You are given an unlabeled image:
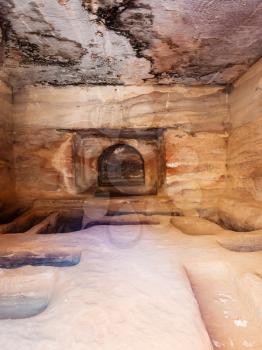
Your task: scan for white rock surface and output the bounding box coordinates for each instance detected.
[0,223,261,349]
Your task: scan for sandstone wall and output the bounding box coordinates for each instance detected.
[228,59,262,201]
[165,129,227,210]
[13,85,228,209]
[0,79,15,208]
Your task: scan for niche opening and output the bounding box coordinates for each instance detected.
[98,144,145,187]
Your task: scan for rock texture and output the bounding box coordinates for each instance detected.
[14,85,227,131]
[0,4,262,348]
[228,59,262,201]
[218,198,262,232]
[165,129,227,209]
[0,79,15,208]
[12,84,227,209]
[1,0,262,87]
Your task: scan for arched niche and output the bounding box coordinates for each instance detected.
[98,144,145,187]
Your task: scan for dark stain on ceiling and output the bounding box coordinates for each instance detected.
[0,0,262,88]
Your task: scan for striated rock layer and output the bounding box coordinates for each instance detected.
[228,59,262,202]
[12,84,228,210]
[1,0,262,87]
[0,79,15,208]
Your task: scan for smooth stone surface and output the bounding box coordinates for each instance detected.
[0,269,56,319]
[0,223,261,349]
[218,198,262,232]
[171,216,225,236]
[218,232,262,252]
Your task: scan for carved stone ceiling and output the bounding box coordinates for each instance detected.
[0,0,262,88]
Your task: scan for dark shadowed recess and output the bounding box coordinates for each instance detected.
[98,144,145,187]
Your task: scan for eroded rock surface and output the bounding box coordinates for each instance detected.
[1,0,262,87]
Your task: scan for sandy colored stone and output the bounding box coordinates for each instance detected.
[11,84,228,209]
[228,59,262,201]
[171,216,226,236]
[165,129,227,208]
[217,231,262,252]
[13,85,227,131]
[0,80,15,208]
[218,198,262,232]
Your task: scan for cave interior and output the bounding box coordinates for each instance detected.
[0,1,262,349]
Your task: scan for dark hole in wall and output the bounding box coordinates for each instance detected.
[40,212,150,234]
[98,144,145,187]
[52,215,83,233]
[38,211,166,234]
[0,214,47,234]
[0,208,24,224]
[31,212,83,235]
[15,216,46,233]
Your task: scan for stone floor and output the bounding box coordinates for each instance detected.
[0,217,261,350]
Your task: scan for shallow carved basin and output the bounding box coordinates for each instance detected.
[0,269,56,319]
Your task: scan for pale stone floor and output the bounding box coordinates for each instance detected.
[0,219,261,350]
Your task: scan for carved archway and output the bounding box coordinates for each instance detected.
[98,144,145,187]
